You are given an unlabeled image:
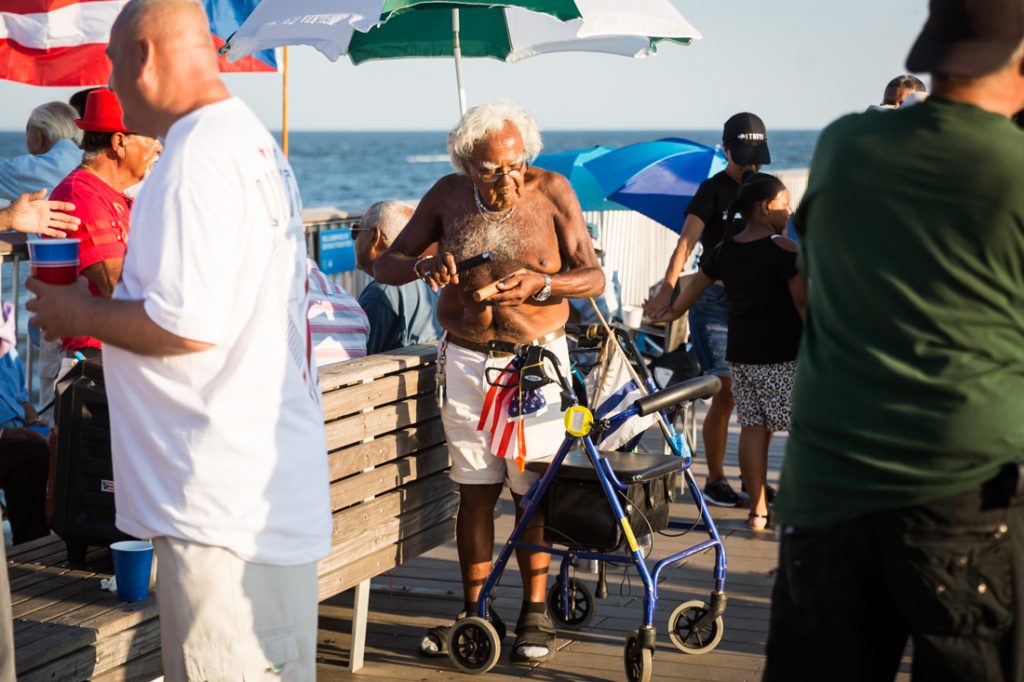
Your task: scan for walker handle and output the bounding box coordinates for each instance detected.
[633,375,721,416]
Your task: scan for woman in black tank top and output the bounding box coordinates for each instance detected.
[660,173,806,531]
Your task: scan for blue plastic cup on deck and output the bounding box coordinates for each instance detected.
[110,540,154,602]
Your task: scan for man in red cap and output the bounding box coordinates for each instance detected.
[766,0,1024,680]
[49,88,162,360]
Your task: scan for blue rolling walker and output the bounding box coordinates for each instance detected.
[446,325,728,681]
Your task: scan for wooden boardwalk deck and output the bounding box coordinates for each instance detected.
[315,411,786,681]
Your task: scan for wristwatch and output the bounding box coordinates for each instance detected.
[533,274,552,301]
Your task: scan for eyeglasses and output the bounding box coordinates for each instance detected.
[474,160,527,184]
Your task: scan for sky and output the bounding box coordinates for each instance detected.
[0,0,930,132]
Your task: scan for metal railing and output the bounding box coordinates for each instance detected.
[2,167,811,404]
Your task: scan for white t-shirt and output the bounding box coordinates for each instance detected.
[104,97,331,565]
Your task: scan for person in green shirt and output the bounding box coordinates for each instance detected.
[765,1,1024,680]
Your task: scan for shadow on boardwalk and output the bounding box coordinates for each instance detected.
[315,413,911,681]
[317,408,785,681]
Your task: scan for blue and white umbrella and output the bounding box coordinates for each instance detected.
[532,145,624,212]
[585,138,727,232]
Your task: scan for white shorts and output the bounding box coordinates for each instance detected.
[440,335,570,495]
[154,536,319,681]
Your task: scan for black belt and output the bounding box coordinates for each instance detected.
[445,329,565,356]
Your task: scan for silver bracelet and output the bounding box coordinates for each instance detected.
[413,257,430,280]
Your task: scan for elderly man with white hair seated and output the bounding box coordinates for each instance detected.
[354,199,441,354]
[0,101,83,201]
[375,99,604,666]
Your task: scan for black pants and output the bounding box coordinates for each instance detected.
[765,464,1024,682]
[0,436,49,545]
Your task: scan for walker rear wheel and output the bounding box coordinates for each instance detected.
[447,616,500,675]
[623,632,653,682]
[547,577,595,630]
[668,600,724,655]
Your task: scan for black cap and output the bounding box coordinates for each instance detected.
[722,112,771,166]
[906,0,1024,77]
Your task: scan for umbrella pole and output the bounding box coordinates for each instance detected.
[282,46,289,157]
[452,9,467,117]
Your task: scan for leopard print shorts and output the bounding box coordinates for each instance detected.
[729,361,796,433]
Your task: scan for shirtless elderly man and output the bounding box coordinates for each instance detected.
[375,100,604,665]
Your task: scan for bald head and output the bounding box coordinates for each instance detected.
[107,0,229,137]
[115,0,214,54]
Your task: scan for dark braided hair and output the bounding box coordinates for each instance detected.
[711,171,788,267]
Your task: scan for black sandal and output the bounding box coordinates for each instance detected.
[747,512,771,532]
[417,607,506,658]
[509,610,557,665]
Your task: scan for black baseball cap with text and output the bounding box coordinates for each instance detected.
[722,112,771,166]
[906,0,1024,77]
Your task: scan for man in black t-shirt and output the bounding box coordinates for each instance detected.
[644,113,771,507]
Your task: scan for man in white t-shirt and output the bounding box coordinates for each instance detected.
[25,0,331,678]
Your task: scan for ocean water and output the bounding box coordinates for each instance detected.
[0,129,818,383]
[0,129,818,213]
[281,129,819,212]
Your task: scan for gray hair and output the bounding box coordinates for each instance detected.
[447,99,543,175]
[27,101,82,148]
[361,200,414,245]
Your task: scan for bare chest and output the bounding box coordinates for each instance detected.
[440,198,562,290]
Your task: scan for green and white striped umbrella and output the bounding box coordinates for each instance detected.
[225,0,699,114]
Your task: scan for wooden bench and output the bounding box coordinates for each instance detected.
[9,344,456,680]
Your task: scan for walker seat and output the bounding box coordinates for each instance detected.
[529,451,679,552]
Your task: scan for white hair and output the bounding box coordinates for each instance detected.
[447,99,543,175]
[361,200,414,244]
[27,102,82,148]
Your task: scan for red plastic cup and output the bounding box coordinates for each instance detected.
[31,262,78,285]
[28,238,79,286]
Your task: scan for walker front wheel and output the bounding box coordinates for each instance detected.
[623,632,653,682]
[447,616,501,675]
[547,577,595,630]
[668,600,724,655]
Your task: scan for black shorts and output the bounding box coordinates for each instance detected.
[765,464,1024,682]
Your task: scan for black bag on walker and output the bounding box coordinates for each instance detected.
[535,450,678,552]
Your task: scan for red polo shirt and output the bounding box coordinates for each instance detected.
[49,169,132,351]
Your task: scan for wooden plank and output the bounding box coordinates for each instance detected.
[5,534,61,560]
[330,473,457,542]
[8,564,83,595]
[13,576,124,624]
[15,620,97,674]
[324,395,440,452]
[19,619,161,682]
[319,345,436,393]
[322,367,434,422]
[13,620,95,673]
[319,494,458,578]
[328,446,450,512]
[11,570,105,615]
[317,520,456,600]
[14,592,149,666]
[327,419,445,482]
[90,648,163,682]
[74,600,157,639]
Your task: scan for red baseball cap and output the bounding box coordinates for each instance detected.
[75,88,132,134]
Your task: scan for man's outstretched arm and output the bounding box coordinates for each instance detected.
[26,278,212,356]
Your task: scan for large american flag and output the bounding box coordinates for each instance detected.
[0,0,275,86]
